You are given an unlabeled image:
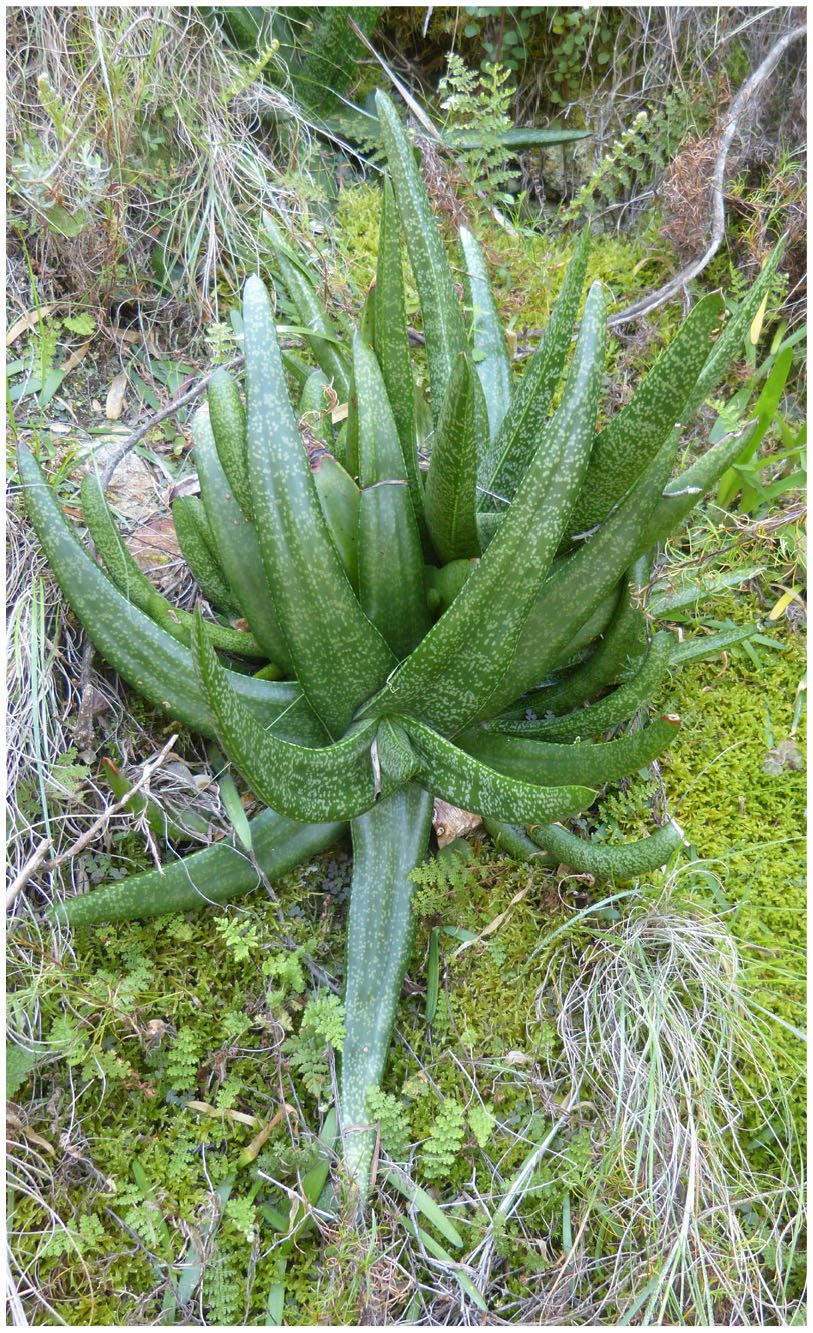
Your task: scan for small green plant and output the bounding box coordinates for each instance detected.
[547,6,616,103]
[710,313,806,515]
[284,991,346,1101]
[21,90,784,1221]
[461,7,535,74]
[439,54,520,206]
[421,1097,467,1182]
[366,1087,412,1160]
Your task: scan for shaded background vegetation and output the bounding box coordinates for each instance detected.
[6,5,806,1326]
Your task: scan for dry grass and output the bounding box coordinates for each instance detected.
[6,6,315,335]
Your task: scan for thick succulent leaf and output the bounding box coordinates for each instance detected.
[490,435,677,711]
[637,419,760,554]
[312,452,361,591]
[80,473,267,660]
[452,126,591,149]
[243,275,397,738]
[375,90,468,423]
[670,623,757,664]
[342,785,434,1196]
[172,494,241,617]
[262,211,351,401]
[208,368,253,519]
[355,333,429,658]
[459,713,680,787]
[459,225,512,442]
[477,227,590,509]
[534,555,651,714]
[424,351,483,563]
[529,818,685,877]
[357,284,604,736]
[680,242,785,421]
[401,717,595,823]
[493,631,676,742]
[192,616,379,821]
[482,818,555,864]
[374,178,426,541]
[567,293,724,538]
[375,717,419,786]
[299,368,334,446]
[17,443,321,742]
[49,808,344,926]
[193,406,294,673]
[424,557,475,619]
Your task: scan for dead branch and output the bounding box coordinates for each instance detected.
[608,23,806,326]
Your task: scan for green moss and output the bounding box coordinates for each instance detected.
[655,591,806,1126]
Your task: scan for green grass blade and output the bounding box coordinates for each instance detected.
[380,1166,463,1248]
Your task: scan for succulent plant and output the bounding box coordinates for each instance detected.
[19,90,776,1205]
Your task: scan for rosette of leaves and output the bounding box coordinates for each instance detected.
[19,90,777,1206]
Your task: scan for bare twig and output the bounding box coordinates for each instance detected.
[6,734,179,910]
[608,23,806,326]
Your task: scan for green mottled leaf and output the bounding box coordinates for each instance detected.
[478,227,590,509]
[355,333,429,658]
[459,713,681,786]
[424,351,483,563]
[460,225,512,442]
[243,275,396,738]
[374,179,426,540]
[192,615,379,821]
[567,292,724,537]
[376,90,467,423]
[402,716,595,823]
[359,284,604,735]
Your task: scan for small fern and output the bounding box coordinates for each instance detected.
[202,1247,244,1326]
[409,840,478,918]
[164,1026,200,1091]
[214,915,261,962]
[366,1087,411,1160]
[262,949,307,1000]
[421,1096,466,1181]
[223,1196,258,1244]
[439,53,520,206]
[467,1101,496,1149]
[283,990,345,1101]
